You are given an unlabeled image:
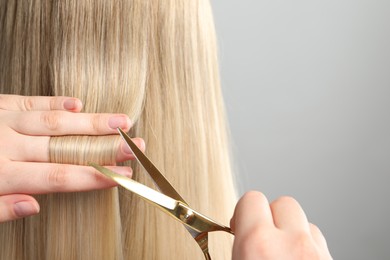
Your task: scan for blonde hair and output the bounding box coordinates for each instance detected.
[0,0,236,259]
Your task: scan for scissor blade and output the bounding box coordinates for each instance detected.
[116,129,234,260]
[117,128,187,203]
[89,163,177,210]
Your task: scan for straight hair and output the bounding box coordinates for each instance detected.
[0,0,237,259]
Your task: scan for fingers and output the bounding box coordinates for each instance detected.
[6,111,132,136]
[0,95,142,222]
[270,196,310,232]
[3,134,51,162]
[231,192,332,260]
[7,133,144,163]
[231,191,274,236]
[0,194,40,223]
[116,137,145,162]
[232,193,311,234]
[0,94,82,112]
[0,161,132,194]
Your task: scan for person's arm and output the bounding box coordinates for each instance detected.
[231,191,332,260]
[0,94,144,222]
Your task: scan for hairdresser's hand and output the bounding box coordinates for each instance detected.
[231,191,332,260]
[0,94,144,222]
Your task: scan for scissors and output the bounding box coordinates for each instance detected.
[89,128,233,260]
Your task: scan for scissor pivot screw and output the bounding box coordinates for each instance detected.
[179,209,195,224]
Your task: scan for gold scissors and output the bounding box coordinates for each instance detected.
[89,128,233,260]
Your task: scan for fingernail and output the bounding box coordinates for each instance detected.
[109,115,131,129]
[64,99,77,110]
[14,201,39,218]
[115,167,133,178]
[122,142,133,155]
[122,138,144,154]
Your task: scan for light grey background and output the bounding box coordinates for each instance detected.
[211,0,390,259]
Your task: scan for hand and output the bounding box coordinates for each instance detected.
[231,191,332,260]
[0,94,144,222]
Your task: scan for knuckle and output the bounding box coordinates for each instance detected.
[47,166,69,190]
[49,97,57,110]
[238,191,268,209]
[242,191,267,201]
[273,196,298,207]
[40,111,61,131]
[23,97,34,111]
[90,114,103,132]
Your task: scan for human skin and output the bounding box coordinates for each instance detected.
[231,191,333,259]
[0,95,332,259]
[0,94,145,222]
